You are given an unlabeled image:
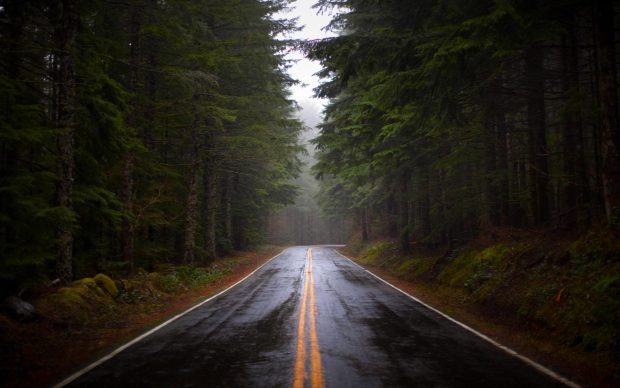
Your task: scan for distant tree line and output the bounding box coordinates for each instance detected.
[307,0,620,250]
[0,0,302,294]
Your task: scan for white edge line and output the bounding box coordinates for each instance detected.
[333,249,580,388]
[53,248,289,388]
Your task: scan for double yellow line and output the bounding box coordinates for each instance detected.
[293,248,324,388]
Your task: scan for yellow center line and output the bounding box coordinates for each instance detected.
[293,250,310,388]
[308,249,325,388]
[293,248,324,388]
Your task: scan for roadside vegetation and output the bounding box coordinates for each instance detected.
[0,247,282,387]
[344,229,620,386]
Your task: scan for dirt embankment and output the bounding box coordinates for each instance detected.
[343,229,620,388]
[0,246,285,388]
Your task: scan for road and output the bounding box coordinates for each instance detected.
[62,246,572,387]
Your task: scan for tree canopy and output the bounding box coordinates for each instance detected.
[306,0,620,249]
[0,0,303,294]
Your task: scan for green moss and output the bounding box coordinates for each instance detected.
[94,273,118,298]
[593,274,620,295]
[438,250,477,288]
[356,232,620,360]
[359,240,400,268]
[360,241,389,265]
[472,275,504,302]
[397,259,416,274]
[395,256,436,279]
[438,243,512,299]
[37,276,119,323]
[147,272,162,286]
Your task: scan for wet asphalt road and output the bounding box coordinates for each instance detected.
[66,246,568,388]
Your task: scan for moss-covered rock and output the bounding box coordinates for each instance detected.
[94,273,118,298]
[37,276,117,323]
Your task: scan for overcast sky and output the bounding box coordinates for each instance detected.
[278,0,335,129]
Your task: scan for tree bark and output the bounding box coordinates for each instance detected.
[484,117,499,225]
[223,172,233,245]
[183,97,202,264]
[53,0,79,282]
[360,208,369,241]
[203,153,218,259]
[594,0,620,222]
[398,172,410,252]
[120,4,143,267]
[525,46,550,224]
[496,112,510,225]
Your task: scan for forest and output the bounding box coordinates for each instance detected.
[2,0,619,299]
[2,0,620,386]
[306,0,620,250]
[0,0,303,296]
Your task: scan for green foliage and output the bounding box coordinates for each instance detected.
[359,240,400,267]
[149,264,233,294]
[361,230,620,359]
[436,244,513,302]
[309,0,611,250]
[0,0,301,291]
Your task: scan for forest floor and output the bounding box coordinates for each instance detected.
[342,228,620,388]
[0,246,285,388]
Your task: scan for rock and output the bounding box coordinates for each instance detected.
[3,296,37,320]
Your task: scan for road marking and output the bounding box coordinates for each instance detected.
[293,250,310,388]
[293,248,324,388]
[53,248,290,388]
[333,249,580,388]
[308,249,325,388]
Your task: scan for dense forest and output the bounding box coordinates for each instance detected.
[306,0,620,250]
[267,117,352,245]
[0,0,303,295]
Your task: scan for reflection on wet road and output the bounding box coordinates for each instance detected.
[65,247,570,387]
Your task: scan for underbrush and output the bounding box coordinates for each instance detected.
[348,228,620,370]
[34,261,236,325]
[0,248,278,387]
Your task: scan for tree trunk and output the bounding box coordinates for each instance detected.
[183,98,202,264]
[525,46,550,225]
[418,171,431,238]
[183,159,201,263]
[120,151,135,266]
[594,0,620,222]
[53,0,79,282]
[360,208,369,241]
[120,4,143,266]
[484,117,499,225]
[223,172,233,245]
[398,172,410,252]
[496,112,510,225]
[205,168,217,259]
[204,154,218,260]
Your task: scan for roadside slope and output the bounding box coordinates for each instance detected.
[342,230,620,388]
[0,246,285,388]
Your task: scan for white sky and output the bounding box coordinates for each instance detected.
[278,0,335,128]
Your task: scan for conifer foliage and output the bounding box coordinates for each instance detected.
[307,0,620,250]
[0,0,302,293]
